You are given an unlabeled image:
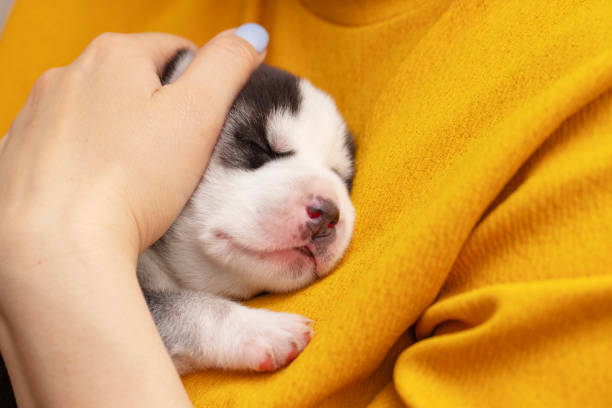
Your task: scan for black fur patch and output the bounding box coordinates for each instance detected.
[218,64,300,170]
[343,130,357,192]
[160,48,191,85]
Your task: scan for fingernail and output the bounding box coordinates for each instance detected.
[235,23,269,53]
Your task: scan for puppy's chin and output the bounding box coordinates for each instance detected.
[246,250,320,293]
[204,236,315,292]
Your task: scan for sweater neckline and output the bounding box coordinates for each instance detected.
[298,0,449,26]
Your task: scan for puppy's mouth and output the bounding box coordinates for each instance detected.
[214,231,320,276]
[294,245,318,276]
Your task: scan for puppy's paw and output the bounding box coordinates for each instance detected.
[227,308,314,372]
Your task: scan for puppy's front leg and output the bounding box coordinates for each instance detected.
[143,289,313,374]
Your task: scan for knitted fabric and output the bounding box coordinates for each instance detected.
[1,1,611,406]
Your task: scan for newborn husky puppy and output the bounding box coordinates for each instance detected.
[138,50,356,374]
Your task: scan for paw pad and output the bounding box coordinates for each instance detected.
[257,353,276,372]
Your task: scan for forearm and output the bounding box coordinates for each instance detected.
[0,234,192,407]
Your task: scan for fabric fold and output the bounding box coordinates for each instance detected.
[1,0,611,406]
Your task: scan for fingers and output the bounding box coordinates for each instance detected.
[157,23,269,123]
[73,32,197,86]
[127,32,198,76]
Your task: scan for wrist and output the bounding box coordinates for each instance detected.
[0,216,139,308]
[0,199,139,271]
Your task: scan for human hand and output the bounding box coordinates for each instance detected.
[0,28,266,267]
[0,26,268,407]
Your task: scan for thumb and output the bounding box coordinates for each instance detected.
[159,23,268,120]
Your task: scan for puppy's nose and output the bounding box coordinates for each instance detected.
[306,198,340,241]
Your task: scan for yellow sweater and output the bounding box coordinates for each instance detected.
[2,1,612,406]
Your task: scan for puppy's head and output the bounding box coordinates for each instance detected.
[179,64,355,294]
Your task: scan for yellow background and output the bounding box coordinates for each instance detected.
[2,1,612,406]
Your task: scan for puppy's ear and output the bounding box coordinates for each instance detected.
[344,129,357,192]
[161,49,195,85]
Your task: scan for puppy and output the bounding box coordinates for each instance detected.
[138,50,356,374]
